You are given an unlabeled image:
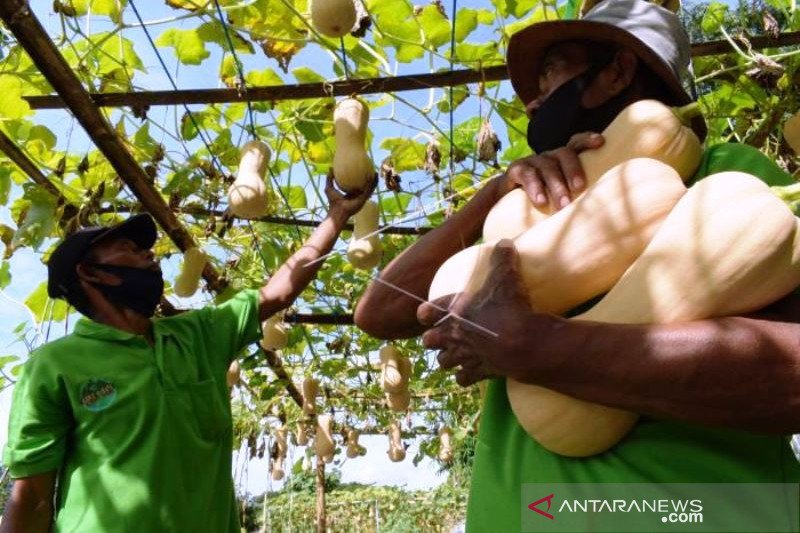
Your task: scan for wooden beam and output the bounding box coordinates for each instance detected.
[0,0,225,292]
[21,31,800,110]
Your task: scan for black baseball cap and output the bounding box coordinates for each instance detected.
[47,213,158,299]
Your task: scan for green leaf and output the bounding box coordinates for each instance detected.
[155,28,211,66]
[12,188,57,251]
[0,76,32,120]
[245,68,284,87]
[292,67,326,84]
[417,5,451,49]
[0,165,11,205]
[379,192,413,217]
[24,281,70,323]
[454,8,480,42]
[701,2,728,34]
[453,42,501,64]
[279,185,307,209]
[0,261,10,289]
[0,355,18,368]
[196,21,255,55]
[379,138,426,172]
[491,0,537,18]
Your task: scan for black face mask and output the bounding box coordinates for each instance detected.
[91,264,164,318]
[527,59,631,153]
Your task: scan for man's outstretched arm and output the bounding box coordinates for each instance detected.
[0,471,57,533]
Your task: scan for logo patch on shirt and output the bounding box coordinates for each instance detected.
[79,379,117,412]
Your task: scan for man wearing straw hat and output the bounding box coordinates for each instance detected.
[356,0,800,530]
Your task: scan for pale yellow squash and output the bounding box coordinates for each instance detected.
[174,247,207,298]
[482,100,702,242]
[387,421,405,462]
[348,200,382,269]
[429,158,687,315]
[784,111,800,155]
[333,98,374,193]
[310,0,357,38]
[508,172,800,457]
[229,140,274,219]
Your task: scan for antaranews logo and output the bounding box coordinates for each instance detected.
[522,483,800,533]
[528,493,555,520]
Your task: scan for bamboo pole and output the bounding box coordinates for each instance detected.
[316,458,326,533]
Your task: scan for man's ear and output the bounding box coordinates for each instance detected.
[76,263,122,286]
[605,49,638,96]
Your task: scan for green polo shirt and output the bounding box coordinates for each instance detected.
[4,289,261,532]
[466,143,800,532]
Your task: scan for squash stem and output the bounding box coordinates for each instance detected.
[673,102,701,125]
[771,182,800,213]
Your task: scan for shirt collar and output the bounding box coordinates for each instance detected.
[73,317,148,342]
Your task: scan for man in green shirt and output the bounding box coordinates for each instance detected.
[2,175,374,532]
[356,0,800,531]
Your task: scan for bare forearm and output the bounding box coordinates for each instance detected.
[1,475,56,533]
[355,177,505,338]
[519,315,800,433]
[259,210,348,320]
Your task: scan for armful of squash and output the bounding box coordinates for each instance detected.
[507,172,800,456]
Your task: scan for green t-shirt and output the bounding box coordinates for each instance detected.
[466,144,800,532]
[4,289,262,532]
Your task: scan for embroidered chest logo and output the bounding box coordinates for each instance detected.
[79,379,118,412]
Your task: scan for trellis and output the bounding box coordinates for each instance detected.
[0,1,798,531]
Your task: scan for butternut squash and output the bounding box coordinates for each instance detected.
[347,200,382,269]
[228,140,274,219]
[272,426,288,481]
[226,360,241,388]
[438,427,453,463]
[302,378,319,416]
[345,428,366,458]
[310,0,356,38]
[333,98,374,193]
[784,110,800,155]
[173,247,207,298]
[386,390,411,413]
[508,172,800,457]
[315,414,335,460]
[387,421,405,462]
[295,422,309,446]
[379,345,411,395]
[429,158,687,315]
[482,100,702,242]
[261,315,288,352]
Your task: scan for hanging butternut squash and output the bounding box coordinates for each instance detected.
[173,247,207,298]
[333,98,374,193]
[302,378,319,416]
[315,414,335,462]
[261,315,288,352]
[345,428,366,458]
[228,140,274,219]
[387,421,405,462]
[347,200,382,270]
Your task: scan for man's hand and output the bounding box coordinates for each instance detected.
[417,240,562,386]
[325,172,378,223]
[500,132,604,211]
